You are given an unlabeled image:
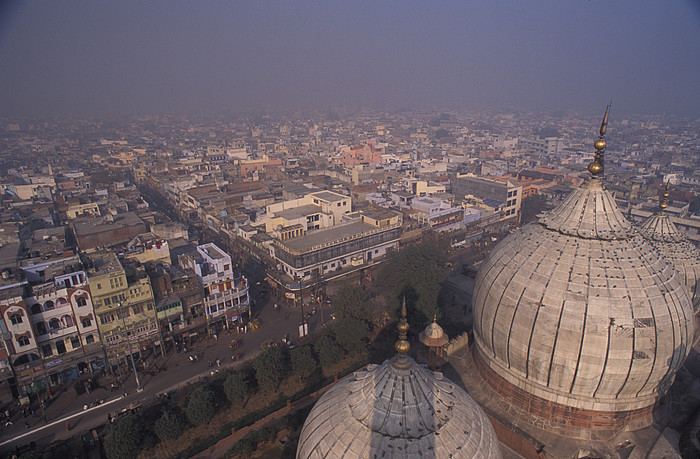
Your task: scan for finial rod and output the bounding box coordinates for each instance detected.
[587,104,610,178]
[392,297,412,369]
[660,181,669,211]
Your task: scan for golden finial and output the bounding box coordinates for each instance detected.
[433,314,437,323]
[660,181,669,211]
[588,104,610,178]
[392,297,412,369]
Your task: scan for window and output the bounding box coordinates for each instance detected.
[17,336,30,346]
[71,336,80,349]
[36,322,47,336]
[85,334,95,344]
[81,317,92,328]
[119,278,124,287]
[111,295,119,304]
[109,279,115,289]
[132,305,143,315]
[41,344,52,357]
[119,294,126,302]
[76,297,87,307]
[49,318,60,329]
[44,301,54,311]
[116,308,130,320]
[99,314,115,325]
[63,315,74,327]
[10,314,23,325]
[31,304,42,314]
[224,264,230,271]
[97,283,102,290]
[106,334,119,344]
[337,202,341,207]
[104,297,111,306]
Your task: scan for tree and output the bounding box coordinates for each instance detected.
[520,193,551,224]
[104,414,144,459]
[314,335,345,367]
[331,318,369,354]
[186,384,216,426]
[331,286,376,323]
[377,232,450,327]
[290,345,317,382]
[224,371,249,404]
[253,345,289,392]
[154,409,187,442]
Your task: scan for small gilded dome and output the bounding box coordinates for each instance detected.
[420,319,449,347]
[296,356,502,458]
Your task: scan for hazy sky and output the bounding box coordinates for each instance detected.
[1,1,699,117]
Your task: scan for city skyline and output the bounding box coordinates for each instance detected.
[0,1,699,118]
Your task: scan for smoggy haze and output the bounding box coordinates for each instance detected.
[0,1,699,117]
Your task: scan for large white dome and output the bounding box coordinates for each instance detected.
[638,205,700,311]
[297,307,502,458]
[472,178,694,431]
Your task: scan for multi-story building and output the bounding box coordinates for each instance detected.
[85,252,161,365]
[146,262,206,345]
[23,262,102,389]
[178,243,249,336]
[0,283,38,397]
[263,190,351,237]
[271,209,402,282]
[452,174,522,221]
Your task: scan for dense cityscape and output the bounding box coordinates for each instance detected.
[0,107,698,458]
[2,1,700,458]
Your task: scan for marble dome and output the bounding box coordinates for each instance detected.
[471,111,694,431]
[297,308,502,458]
[638,201,700,312]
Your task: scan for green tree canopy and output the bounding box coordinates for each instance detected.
[289,345,317,382]
[331,318,370,354]
[314,335,345,367]
[253,345,289,392]
[377,232,450,327]
[520,193,550,224]
[330,286,376,323]
[154,409,187,442]
[104,414,144,459]
[185,384,216,426]
[223,371,249,404]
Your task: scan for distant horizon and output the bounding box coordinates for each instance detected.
[1,1,699,118]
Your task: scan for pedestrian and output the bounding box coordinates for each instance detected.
[65,421,70,431]
[24,421,29,430]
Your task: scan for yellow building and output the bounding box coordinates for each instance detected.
[86,252,161,363]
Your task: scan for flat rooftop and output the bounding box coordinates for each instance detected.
[279,221,388,253]
[276,204,322,221]
[200,244,226,259]
[312,191,345,202]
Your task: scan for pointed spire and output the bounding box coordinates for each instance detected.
[587,104,610,178]
[660,181,670,212]
[392,297,412,369]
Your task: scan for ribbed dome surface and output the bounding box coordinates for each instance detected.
[639,212,700,310]
[473,180,694,413]
[297,357,502,458]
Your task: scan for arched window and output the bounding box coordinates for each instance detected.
[56,297,69,307]
[44,301,54,311]
[62,315,74,327]
[36,322,47,336]
[17,336,30,346]
[9,314,22,325]
[48,318,60,330]
[76,297,88,307]
[31,304,42,315]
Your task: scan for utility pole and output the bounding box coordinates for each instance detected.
[119,303,142,392]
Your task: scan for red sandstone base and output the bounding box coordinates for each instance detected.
[473,347,655,438]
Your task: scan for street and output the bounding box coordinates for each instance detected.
[0,287,332,455]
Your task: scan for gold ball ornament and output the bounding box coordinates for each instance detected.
[588,161,603,175]
[594,139,606,150]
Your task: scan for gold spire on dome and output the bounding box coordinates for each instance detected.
[587,104,610,178]
[392,297,412,369]
[660,181,670,211]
